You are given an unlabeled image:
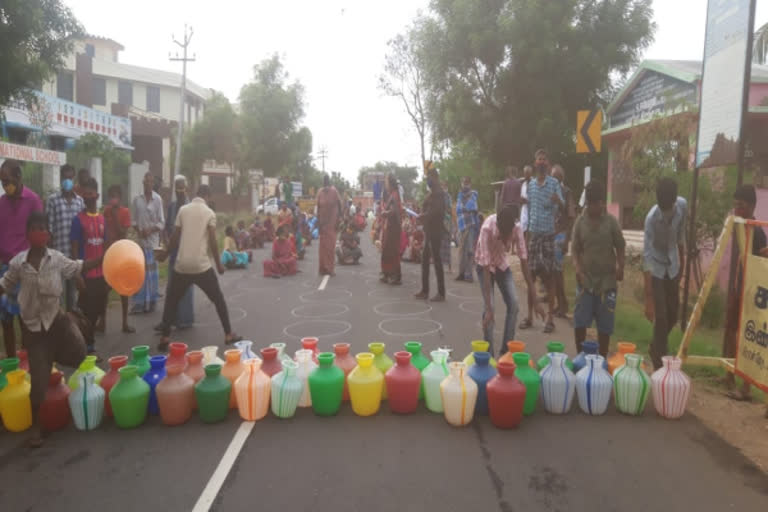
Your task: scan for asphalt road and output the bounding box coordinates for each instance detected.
[1,235,766,512]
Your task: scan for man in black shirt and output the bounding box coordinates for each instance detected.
[415,167,447,302]
[725,185,767,412]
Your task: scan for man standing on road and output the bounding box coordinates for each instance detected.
[46,164,84,312]
[158,185,242,352]
[519,165,533,236]
[0,159,44,358]
[523,149,563,333]
[155,175,194,333]
[415,167,447,302]
[456,176,479,283]
[643,177,687,370]
[103,184,133,333]
[552,164,576,318]
[131,172,164,314]
[572,181,625,358]
[475,204,541,356]
[499,165,523,208]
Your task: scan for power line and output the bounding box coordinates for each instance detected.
[169,24,195,186]
[315,146,329,173]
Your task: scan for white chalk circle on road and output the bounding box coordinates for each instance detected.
[291,303,350,318]
[373,301,432,317]
[299,288,353,303]
[283,319,353,339]
[447,287,481,300]
[378,318,442,337]
[459,301,484,315]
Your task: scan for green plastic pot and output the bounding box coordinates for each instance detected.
[195,364,231,423]
[308,353,345,416]
[109,365,150,429]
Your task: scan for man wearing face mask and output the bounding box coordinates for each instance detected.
[46,164,84,312]
[0,211,101,447]
[643,177,687,369]
[0,159,43,358]
[524,149,563,334]
[415,167,447,302]
[69,178,107,356]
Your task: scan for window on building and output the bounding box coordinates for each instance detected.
[146,86,160,113]
[85,43,95,58]
[92,78,106,105]
[210,175,227,195]
[56,72,74,101]
[118,81,133,106]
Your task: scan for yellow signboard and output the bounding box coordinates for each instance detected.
[576,110,602,153]
[736,222,768,392]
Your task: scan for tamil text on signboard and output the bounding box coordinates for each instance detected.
[736,221,768,392]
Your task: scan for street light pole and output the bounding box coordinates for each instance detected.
[170,24,195,188]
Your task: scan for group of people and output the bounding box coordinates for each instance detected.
[0,160,252,446]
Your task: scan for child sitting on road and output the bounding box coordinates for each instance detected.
[0,211,100,447]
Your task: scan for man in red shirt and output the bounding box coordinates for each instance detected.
[70,178,107,356]
[103,184,134,333]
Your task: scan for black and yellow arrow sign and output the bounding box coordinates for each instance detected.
[577,110,602,153]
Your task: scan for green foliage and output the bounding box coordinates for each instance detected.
[701,285,726,330]
[433,141,501,210]
[754,21,768,64]
[66,133,131,198]
[0,0,83,110]
[357,161,420,200]
[412,0,655,166]
[330,171,351,197]
[239,55,309,177]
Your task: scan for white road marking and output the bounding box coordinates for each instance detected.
[191,421,255,512]
[318,274,330,290]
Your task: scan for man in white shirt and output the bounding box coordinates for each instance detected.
[157,185,242,351]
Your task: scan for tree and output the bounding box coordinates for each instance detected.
[239,55,308,177]
[180,91,239,188]
[0,1,83,110]
[379,23,433,168]
[357,161,420,200]
[330,171,351,197]
[414,0,655,167]
[754,21,768,64]
[67,133,131,197]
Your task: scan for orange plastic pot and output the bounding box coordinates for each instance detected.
[103,239,145,296]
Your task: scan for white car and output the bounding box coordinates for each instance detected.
[257,197,279,215]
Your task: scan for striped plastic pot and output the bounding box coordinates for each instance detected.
[575,355,613,415]
[651,356,691,419]
[234,359,271,421]
[68,373,105,431]
[539,352,576,414]
[271,360,304,419]
[613,354,650,416]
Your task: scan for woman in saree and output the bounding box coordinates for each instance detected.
[263,225,298,278]
[380,173,402,285]
[315,174,342,276]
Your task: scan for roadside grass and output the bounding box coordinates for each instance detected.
[562,259,765,402]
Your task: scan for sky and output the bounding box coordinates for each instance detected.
[63,0,768,182]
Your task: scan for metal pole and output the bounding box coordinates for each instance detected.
[720,0,757,354]
[170,25,195,189]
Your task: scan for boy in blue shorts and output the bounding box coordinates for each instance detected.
[571,181,626,357]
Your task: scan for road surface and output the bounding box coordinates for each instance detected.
[1,235,766,512]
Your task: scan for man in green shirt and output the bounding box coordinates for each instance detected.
[571,180,626,357]
[282,177,294,209]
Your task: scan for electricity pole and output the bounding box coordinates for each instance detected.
[169,25,195,188]
[316,147,328,173]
